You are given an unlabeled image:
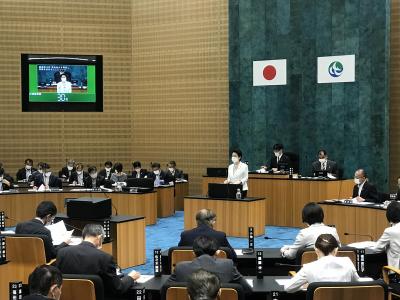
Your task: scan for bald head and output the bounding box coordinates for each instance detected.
[196,209,216,227]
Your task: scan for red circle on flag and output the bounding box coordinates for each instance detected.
[263,65,276,80]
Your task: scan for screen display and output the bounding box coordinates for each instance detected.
[21,54,103,112]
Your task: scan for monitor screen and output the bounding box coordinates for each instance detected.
[21,54,103,112]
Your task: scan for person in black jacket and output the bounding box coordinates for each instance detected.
[178,209,237,260]
[84,166,106,188]
[165,160,184,180]
[56,224,140,297]
[131,161,147,178]
[352,169,379,203]
[58,159,75,181]
[261,143,292,172]
[147,162,170,185]
[98,161,113,181]
[23,265,63,300]
[0,168,13,191]
[33,163,61,189]
[15,201,70,261]
[16,158,37,181]
[69,162,88,185]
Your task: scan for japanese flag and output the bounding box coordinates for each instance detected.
[253,59,287,86]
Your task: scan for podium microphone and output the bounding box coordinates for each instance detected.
[344,232,373,241]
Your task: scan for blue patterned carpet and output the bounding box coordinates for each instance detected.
[123,211,300,275]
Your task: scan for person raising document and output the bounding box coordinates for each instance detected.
[284,234,360,292]
[352,169,379,203]
[280,202,340,259]
[224,149,248,198]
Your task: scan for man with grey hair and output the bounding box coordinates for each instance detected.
[56,224,140,296]
[352,169,379,203]
[187,269,221,300]
[178,208,236,260]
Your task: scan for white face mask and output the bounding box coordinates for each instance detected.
[231,157,239,163]
[153,170,160,175]
[354,178,361,185]
[135,168,141,173]
[318,158,326,163]
[274,151,280,157]
[105,167,111,172]
[168,167,175,172]
[38,169,43,174]
[67,166,73,171]
[61,76,67,82]
[26,165,32,170]
[90,173,97,179]
[76,171,82,175]
[45,172,51,177]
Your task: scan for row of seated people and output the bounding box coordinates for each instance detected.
[0,159,184,190]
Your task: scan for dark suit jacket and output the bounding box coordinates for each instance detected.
[16,167,37,181]
[0,173,14,190]
[15,219,68,261]
[165,168,184,181]
[23,295,51,300]
[147,170,168,182]
[59,166,75,180]
[69,171,89,184]
[56,241,134,296]
[311,159,338,177]
[33,174,61,189]
[352,181,379,203]
[98,169,112,180]
[167,254,251,295]
[131,169,148,178]
[178,224,237,260]
[84,175,106,188]
[269,154,292,171]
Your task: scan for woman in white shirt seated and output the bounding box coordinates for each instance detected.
[284,233,360,292]
[224,149,248,198]
[372,201,400,272]
[281,202,340,259]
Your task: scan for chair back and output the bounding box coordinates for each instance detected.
[163,283,243,300]
[169,247,227,272]
[62,274,104,300]
[297,247,357,266]
[306,281,388,300]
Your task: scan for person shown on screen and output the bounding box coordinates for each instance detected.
[224,149,248,198]
[56,74,72,93]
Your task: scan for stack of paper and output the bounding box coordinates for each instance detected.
[46,220,74,246]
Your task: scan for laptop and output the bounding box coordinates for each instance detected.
[208,183,243,199]
[206,167,228,177]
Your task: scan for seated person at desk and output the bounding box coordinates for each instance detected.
[178,208,237,260]
[33,163,61,189]
[58,159,75,181]
[281,202,340,259]
[56,224,140,296]
[284,234,360,292]
[167,236,251,295]
[224,148,248,198]
[28,162,44,183]
[0,162,14,185]
[261,143,291,172]
[16,158,36,181]
[187,269,221,300]
[23,265,63,300]
[147,162,170,186]
[16,201,70,261]
[98,160,113,180]
[352,169,379,203]
[0,168,13,191]
[69,162,88,186]
[132,161,147,178]
[110,162,127,183]
[311,149,338,178]
[84,166,106,188]
[165,160,184,180]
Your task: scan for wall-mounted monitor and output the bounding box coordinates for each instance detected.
[21,54,103,112]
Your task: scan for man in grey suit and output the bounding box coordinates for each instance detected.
[311,149,338,178]
[166,235,252,295]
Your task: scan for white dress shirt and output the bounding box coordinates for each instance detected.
[281,223,341,259]
[227,162,248,191]
[284,255,360,292]
[372,222,400,269]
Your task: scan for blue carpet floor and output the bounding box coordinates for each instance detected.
[123,211,300,275]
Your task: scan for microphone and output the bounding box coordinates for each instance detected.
[5,215,20,223]
[274,262,303,268]
[344,232,373,241]
[264,236,293,240]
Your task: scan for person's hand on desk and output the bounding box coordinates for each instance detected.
[128,270,141,281]
[1,178,11,187]
[223,179,230,184]
[355,196,365,202]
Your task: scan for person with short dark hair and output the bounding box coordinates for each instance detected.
[167,236,251,295]
[372,201,400,270]
[33,163,61,189]
[110,162,127,183]
[147,162,168,186]
[280,202,340,259]
[284,234,360,292]
[16,158,37,181]
[69,162,88,185]
[165,160,184,180]
[98,161,113,180]
[187,269,221,300]
[311,150,338,178]
[0,168,13,191]
[352,169,379,203]
[261,143,292,172]
[132,161,147,178]
[23,265,63,300]
[15,201,70,261]
[178,209,236,260]
[59,159,75,181]
[84,166,106,188]
[224,149,248,197]
[56,224,140,297]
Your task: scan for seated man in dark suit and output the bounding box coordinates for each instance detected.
[84,166,106,188]
[98,160,113,180]
[23,265,63,300]
[311,149,338,178]
[131,161,147,178]
[0,162,14,188]
[167,236,251,295]
[16,158,37,181]
[56,224,140,297]
[187,269,221,300]
[147,162,168,186]
[0,168,13,191]
[28,161,44,183]
[15,201,70,261]
[69,162,88,186]
[33,163,61,189]
[261,143,292,172]
[178,208,237,260]
[165,160,184,181]
[352,169,379,203]
[58,159,75,181]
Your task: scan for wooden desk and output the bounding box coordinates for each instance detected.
[184,195,265,237]
[320,202,388,244]
[247,174,354,227]
[0,189,157,226]
[155,186,175,217]
[174,181,189,211]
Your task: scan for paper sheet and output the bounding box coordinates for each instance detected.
[275,279,292,286]
[136,275,154,283]
[46,220,73,245]
[234,249,243,255]
[245,279,253,287]
[347,241,377,249]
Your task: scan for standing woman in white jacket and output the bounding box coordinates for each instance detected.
[224,149,248,198]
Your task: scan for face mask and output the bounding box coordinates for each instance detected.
[153,170,160,175]
[90,173,97,179]
[26,165,32,170]
[318,158,326,163]
[274,151,280,157]
[354,178,361,185]
[38,169,43,174]
[135,168,141,172]
[115,169,119,174]
[61,77,66,82]
[168,167,175,172]
[76,171,82,175]
[231,157,239,163]
[45,172,51,177]
[67,166,73,171]
[105,167,111,172]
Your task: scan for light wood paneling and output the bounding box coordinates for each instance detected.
[175,182,189,211]
[156,186,175,217]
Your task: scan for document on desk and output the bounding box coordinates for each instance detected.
[245,279,253,287]
[234,249,243,255]
[136,275,154,283]
[347,241,377,249]
[46,220,73,246]
[275,279,292,286]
